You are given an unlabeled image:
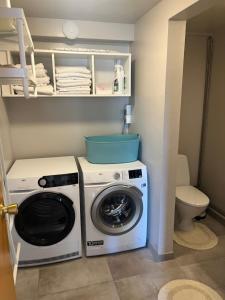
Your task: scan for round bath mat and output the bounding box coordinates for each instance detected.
[158,279,223,300]
[174,223,218,250]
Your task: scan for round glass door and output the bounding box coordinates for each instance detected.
[91,185,143,235]
[15,192,75,246]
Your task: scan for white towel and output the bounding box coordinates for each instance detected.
[57,90,91,95]
[36,76,50,85]
[28,69,48,78]
[13,85,54,95]
[56,80,91,88]
[15,63,45,70]
[56,66,90,74]
[57,86,90,92]
[56,73,91,79]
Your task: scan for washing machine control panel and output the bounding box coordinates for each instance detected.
[128,169,142,179]
[38,173,78,188]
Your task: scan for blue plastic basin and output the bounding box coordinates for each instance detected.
[85,134,139,164]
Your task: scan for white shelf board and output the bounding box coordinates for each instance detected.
[35,49,131,58]
[3,93,130,98]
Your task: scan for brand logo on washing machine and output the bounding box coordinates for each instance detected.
[87,240,104,246]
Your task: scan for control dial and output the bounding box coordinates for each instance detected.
[38,177,47,188]
[114,172,121,180]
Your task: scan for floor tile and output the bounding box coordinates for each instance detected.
[38,257,112,296]
[107,247,178,280]
[202,215,225,236]
[115,273,158,300]
[16,267,39,300]
[181,257,225,289]
[174,234,225,266]
[39,282,120,300]
[150,266,187,290]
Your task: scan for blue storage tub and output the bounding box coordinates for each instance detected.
[85,134,139,164]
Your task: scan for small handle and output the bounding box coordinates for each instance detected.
[0,203,18,217]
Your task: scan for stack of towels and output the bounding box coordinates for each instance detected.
[56,66,92,95]
[13,63,54,95]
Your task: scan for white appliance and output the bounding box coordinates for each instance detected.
[7,156,82,267]
[78,157,148,256]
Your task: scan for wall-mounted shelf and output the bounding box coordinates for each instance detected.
[0,7,35,98]
[2,49,131,98]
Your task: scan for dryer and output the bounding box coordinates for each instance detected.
[7,156,82,267]
[78,157,148,256]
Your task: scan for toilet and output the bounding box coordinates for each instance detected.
[175,154,210,231]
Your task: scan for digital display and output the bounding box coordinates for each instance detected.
[129,169,142,179]
[38,173,78,188]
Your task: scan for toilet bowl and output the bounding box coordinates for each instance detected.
[175,155,210,231]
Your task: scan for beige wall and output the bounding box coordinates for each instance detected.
[132,0,203,256]
[0,52,13,172]
[0,97,13,171]
[6,98,128,159]
[179,35,207,186]
[199,32,225,215]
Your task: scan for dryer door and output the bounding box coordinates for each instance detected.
[15,192,75,246]
[91,185,143,235]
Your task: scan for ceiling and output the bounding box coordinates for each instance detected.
[187,3,225,33]
[11,0,161,23]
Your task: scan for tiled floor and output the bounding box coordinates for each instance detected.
[16,215,225,300]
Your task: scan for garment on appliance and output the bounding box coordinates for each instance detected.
[78,157,148,256]
[7,156,82,267]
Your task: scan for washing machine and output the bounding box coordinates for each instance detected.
[78,157,148,256]
[7,156,82,267]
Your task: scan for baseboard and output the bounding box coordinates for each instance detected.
[208,207,225,226]
[149,243,174,262]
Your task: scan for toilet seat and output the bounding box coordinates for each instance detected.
[176,186,209,207]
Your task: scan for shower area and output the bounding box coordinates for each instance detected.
[179,3,225,223]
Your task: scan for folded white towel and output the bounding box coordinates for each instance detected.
[57,86,90,92]
[15,63,45,70]
[28,69,48,78]
[13,85,54,95]
[56,73,91,79]
[57,90,91,95]
[36,76,50,85]
[56,66,90,74]
[56,80,91,88]
[56,78,91,83]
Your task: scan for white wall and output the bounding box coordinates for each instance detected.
[6,98,127,159]
[179,35,207,186]
[132,0,217,256]
[27,17,134,41]
[132,0,202,256]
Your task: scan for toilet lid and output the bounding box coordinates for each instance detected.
[176,186,209,207]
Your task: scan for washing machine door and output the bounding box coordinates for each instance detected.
[91,185,143,235]
[15,192,75,246]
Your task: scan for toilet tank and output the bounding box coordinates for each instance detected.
[176,154,190,186]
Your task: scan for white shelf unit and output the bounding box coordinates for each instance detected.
[0,7,35,98]
[2,49,131,98]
